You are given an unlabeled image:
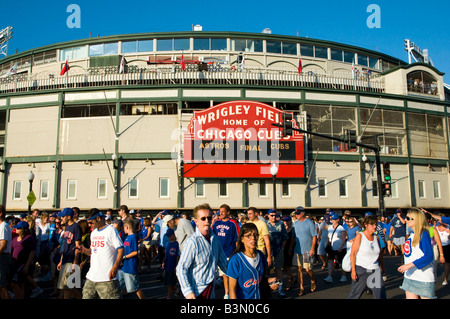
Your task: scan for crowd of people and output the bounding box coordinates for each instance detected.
[0,203,449,300]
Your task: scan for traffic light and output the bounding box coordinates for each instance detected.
[383,162,391,197]
[345,129,357,150]
[383,182,392,197]
[281,112,293,137]
[383,162,391,182]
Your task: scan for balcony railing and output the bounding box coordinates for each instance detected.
[0,67,385,95]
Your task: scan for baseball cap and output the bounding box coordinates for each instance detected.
[267,209,276,214]
[364,212,373,217]
[329,212,340,220]
[166,228,175,237]
[163,215,174,226]
[395,208,402,214]
[294,206,305,215]
[282,215,292,221]
[88,212,106,220]
[20,213,28,219]
[14,221,29,230]
[161,210,170,216]
[58,207,74,218]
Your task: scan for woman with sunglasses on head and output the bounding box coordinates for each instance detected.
[398,208,435,299]
[226,223,268,299]
[347,215,386,299]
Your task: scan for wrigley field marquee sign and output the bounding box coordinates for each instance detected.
[183,101,305,178]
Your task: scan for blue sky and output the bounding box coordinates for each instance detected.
[2,0,450,82]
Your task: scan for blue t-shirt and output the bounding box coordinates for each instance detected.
[164,240,180,273]
[347,225,361,241]
[226,251,267,299]
[140,226,151,241]
[122,233,139,274]
[266,221,288,257]
[292,219,318,255]
[391,215,406,238]
[61,222,82,264]
[213,219,238,258]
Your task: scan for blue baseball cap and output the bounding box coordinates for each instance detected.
[88,212,106,220]
[58,207,74,218]
[282,215,292,221]
[166,228,175,237]
[329,212,340,220]
[14,221,29,230]
[294,206,305,214]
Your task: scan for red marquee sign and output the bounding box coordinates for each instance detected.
[183,101,305,178]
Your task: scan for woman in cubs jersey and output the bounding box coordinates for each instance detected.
[397,208,435,299]
[227,223,268,299]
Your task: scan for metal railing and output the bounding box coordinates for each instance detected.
[0,68,385,94]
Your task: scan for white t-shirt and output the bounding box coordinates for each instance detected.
[0,221,12,254]
[86,225,124,282]
[327,225,346,250]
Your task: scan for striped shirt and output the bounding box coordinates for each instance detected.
[176,227,227,298]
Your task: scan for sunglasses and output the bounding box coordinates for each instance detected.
[405,216,414,221]
[199,216,213,222]
[269,214,276,217]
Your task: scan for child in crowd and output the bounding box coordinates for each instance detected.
[119,220,145,299]
[162,228,180,299]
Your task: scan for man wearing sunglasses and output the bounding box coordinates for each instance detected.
[176,203,227,299]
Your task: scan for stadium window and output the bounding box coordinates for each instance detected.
[62,103,116,118]
[129,178,138,198]
[314,46,328,59]
[300,44,314,57]
[231,39,262,52]
[281,180,290,197]
[60,46,86,61]
[330,49,343,62]
[159,178,169,198]
[433,181,441,199]
[196,179,205,197]
[266,41,282,54]
[259,180,267,197]
[40,180,49,200]
[357,54,368,66]
[318,178,326,197]
[122,41,138,53]
[418,180,425,199]
[369,57,380,70]
[343,51,355,63]
[282,42,297,55]
[119,102,177,115]
[219,179,228,197]
[339,178,347,197]
[97,179,107,199]
[156,38,190,51]
[138,40,154,52]
[67,180,77,199]
[13,181,21,200]
[194,38,209,51]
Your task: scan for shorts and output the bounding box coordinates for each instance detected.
[82,278,122,299]
[393,236,406,246]
[292,253,312,270]
[0,254,11,287]
[400,277,436,299]
[163,271,178,286]
[272,250,284,269]
[218,258,230,276]
[140,240,151,249]
[118,270,140,293]
[327,249,347,265]
[57,263,77,290]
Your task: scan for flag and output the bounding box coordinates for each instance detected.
[180,54,186,71]
[60,61,70,76]
[119,56,127,74]
[352,59,355,79]
[1,64,16,78]
[298,58,302,74]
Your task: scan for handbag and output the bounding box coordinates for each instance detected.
[325,226,338,254]
[342,242,352,272]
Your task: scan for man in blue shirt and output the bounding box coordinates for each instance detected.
[266,209,287,297]
[390,208,407,256]
[290,206,318,296]
[212,204,238,299]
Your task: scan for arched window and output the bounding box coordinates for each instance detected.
[407,70,438,95]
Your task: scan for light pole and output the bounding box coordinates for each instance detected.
[27,170,35,215]
[270,163,278,211]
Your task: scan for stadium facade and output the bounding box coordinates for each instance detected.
[0,30,449,215]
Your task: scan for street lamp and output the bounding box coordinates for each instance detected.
[112,153,119,170]
[27,170,35,214]
[270,163,278,211]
